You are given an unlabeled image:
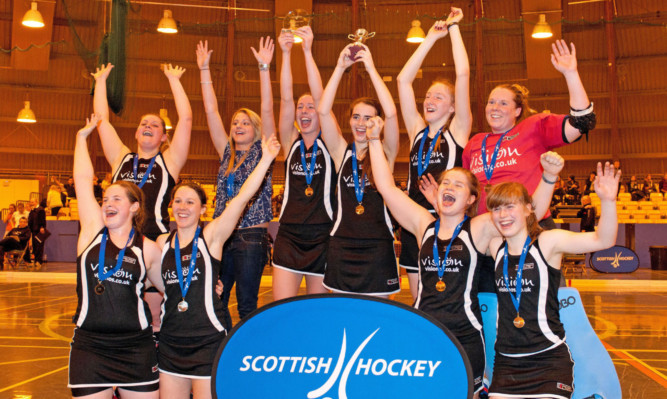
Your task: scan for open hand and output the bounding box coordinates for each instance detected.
[594,162,621,201]
[196,40,213,70]
[91,63,114,81]
[550,40,578,74]
[162,64,186,79]
[77,113,102,138]
[251,36,275,65]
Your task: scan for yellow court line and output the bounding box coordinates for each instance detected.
[0,344,69,349]
[0,364,69,393]
[619,349,667,383]
[0,283,50,294]
[0,295,76,312]
[0,336,63,340]
[606,334,667,338]
[607,349,667,353]
[226,288,273,310]
[0,356,69,365]
[39,313,74,342]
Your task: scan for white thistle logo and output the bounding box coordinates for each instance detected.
[307,328,379,399]
[611,252,621,268]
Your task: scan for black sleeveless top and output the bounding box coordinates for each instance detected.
[415,219,483,337]
[407,127,463,210]
[113,152,175,239]
[73,229,151,334]
[279,136,335,225]
[493,238,566,356]
[160,231,226,337]
[330,144,393,240]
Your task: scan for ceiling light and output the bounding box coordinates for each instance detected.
[406,20,425,43]
[531,14,553,39]
[17,101,37,124]
[22,2,45,28]
[157,10,178,34]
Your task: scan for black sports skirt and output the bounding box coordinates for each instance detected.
[398,228,419,272]
[68,327,158,389]
[158,331,227,378]
[323,236,400,295]
[490,342,574,398]
[272,223,331,276]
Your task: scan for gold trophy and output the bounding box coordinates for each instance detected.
[347,28,375,59]
[283,10,310,43]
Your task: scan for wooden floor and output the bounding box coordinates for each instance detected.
[0,263,666,399]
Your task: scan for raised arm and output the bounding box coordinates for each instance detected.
[317,45,356,170]
[545,162,620,259]
[197,40,229,159]
[531,152,564,218]
[91,63,130,171]
[74,114,105,254]
[162,64,193,178]
[356,45,399,168]
[298,26,325,106]
[278,30,298,156]
[445,8,472,147]
[205,135,281,253]
[550,40,593,143]
[251,36,276,141]
[396,20,449,141]
[368,117,433,239]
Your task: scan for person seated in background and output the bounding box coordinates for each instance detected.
[92,176,103,203]
[660,173,667,194]
[577,195,596,232]
[565,175,580,204]
[272,187,284,218]
[3,204,16,236]
[551,177,565,207]
[628,175,645,201]
[0,217,31,270]
[583,171,596,195]
[10,203,29,228]
[642,174,657,197]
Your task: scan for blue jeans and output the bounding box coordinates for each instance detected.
[220,227,269,329]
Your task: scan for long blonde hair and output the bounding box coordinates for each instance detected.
[225,108,262,177]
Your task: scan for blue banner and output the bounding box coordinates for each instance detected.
[589,245,639,273]
[212,294,472,399]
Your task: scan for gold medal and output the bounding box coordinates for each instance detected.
[225,201,230,207]
[513,315,525,329]
[177,299,189,312]
[355,204,365,215]
[94,283,105,295]
[305,186,314,197]
[435,280,446,292]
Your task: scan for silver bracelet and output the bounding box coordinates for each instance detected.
[258,63,269,71]
[368,137,381,141]
[200,68,209,70]
[201,81,213,84]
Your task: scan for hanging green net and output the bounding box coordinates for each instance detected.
[98,0,128,115]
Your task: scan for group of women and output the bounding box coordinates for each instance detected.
[67,7,619,399]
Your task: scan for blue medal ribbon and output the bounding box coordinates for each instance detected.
[480,131,509,182]
[299,134,320,188]
[132,154,157,188]
[174,226,201,301]
[351,143,365,205]
[433,215,468,283]
[502,235,532,317]
[417,126,443,177]
[97,227,135,283]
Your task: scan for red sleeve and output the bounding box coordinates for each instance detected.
[523,113,568,150]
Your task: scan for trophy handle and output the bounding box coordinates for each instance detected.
[366,32,376,39]
[347,34,356,40]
